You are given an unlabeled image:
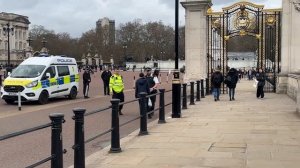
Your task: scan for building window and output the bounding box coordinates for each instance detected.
[19,31,22,40]
[15,42,18,50]
[23,43,26,49]
[5,42,8,50]
[23,32,26,40]
[15,30,18,39]
[19,42,22,50]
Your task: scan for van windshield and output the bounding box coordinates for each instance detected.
[10,65,46,78]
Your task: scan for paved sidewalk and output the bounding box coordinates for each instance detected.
[83,80,300,168]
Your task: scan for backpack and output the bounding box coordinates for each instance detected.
[224,75,232,84]
[212,74,222,85]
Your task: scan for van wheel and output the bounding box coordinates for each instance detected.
[68,87,77,99]
[5,99,15,104]
[38,91,49,105]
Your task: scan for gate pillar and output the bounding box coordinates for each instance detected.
[277,0,300,94]
[181,0,211,82]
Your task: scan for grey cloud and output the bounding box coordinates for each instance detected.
[0,0,279,38]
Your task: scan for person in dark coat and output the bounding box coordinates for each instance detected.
[211,69,224,101]
[256,68,266,99]
[135,72,150,98]
[101,67,112,95]
[83,68,91,98]
[224,68,239,101]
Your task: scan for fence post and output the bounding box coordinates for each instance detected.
[72,108,86,168]
[201,79,205,98]
[49,113,64,168]
[206,78,210,95]
[139,92,148,135]
[196,80,200,101]
[190,81,195,105]
[182,83,187,110]
[110,99,122,153]
[0,75,2,86]
[158,89,166,124]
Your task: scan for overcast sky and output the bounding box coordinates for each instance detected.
[0,0,282,38]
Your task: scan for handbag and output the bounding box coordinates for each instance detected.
[253,79,258,88]
[148,98,152,107]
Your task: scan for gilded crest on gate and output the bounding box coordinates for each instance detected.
[234,4,251,31]
[266,16,276,26]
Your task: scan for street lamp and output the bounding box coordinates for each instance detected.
[122,44,127,66]
[3,23,14,66]
[41,37,48,54]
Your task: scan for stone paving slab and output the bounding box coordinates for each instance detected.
[74,80,300,168]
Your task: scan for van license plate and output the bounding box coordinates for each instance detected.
[8,92,18,96]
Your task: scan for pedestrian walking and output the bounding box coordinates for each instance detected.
[211,68,223,101]
[101,67,112,95]
[135,72,150,109]
[224,68,239,101]
[145,69,160,118]
[83,68,91,98]
[109,69,125,115]
[256,68,266,99]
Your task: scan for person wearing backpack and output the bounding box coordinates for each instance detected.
[211,68,224,101]
[224,68,239,101]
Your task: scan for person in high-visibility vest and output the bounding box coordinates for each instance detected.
[109,69,125,115]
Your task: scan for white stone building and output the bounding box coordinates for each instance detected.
[0,12,30,65]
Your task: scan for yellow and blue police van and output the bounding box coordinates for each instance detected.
[0,55,79,104]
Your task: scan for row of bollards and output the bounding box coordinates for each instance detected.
[182,79,207,110]
[71,89,166,168]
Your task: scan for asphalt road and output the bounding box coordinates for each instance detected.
[0,71,173,168]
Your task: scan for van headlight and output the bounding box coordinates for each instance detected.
[26,81,38,88]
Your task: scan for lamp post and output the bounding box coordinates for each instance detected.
[172,0,181,118]
[3,23,14,66]
[122,44,127,66]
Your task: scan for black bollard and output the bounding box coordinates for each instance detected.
[206,78,210,95]
[0,75,2,86]
[49,113,64,168]
[158,89,166,124]
[196,80,200,101]
[201,79,205,98]
[139,92,148,135]
[73,108,86,168]
[110,99,122,153]
[190,81,195,105]
[182,83,187,110]
[172,71,181,118]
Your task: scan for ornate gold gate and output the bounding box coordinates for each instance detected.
[207,1,281,93]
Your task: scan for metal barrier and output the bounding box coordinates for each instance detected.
[182,83,187,110]
[196,80,200,101]
[71,90,170,168]
[201,79,205,98]
[0,113,65,168]
[190,81,195,105]
[0,81,206,168]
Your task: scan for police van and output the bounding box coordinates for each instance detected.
[0,55,79,104]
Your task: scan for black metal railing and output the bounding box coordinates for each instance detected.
[0,79,207,168]
[0,113,65,168]
[71,89,171,168]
